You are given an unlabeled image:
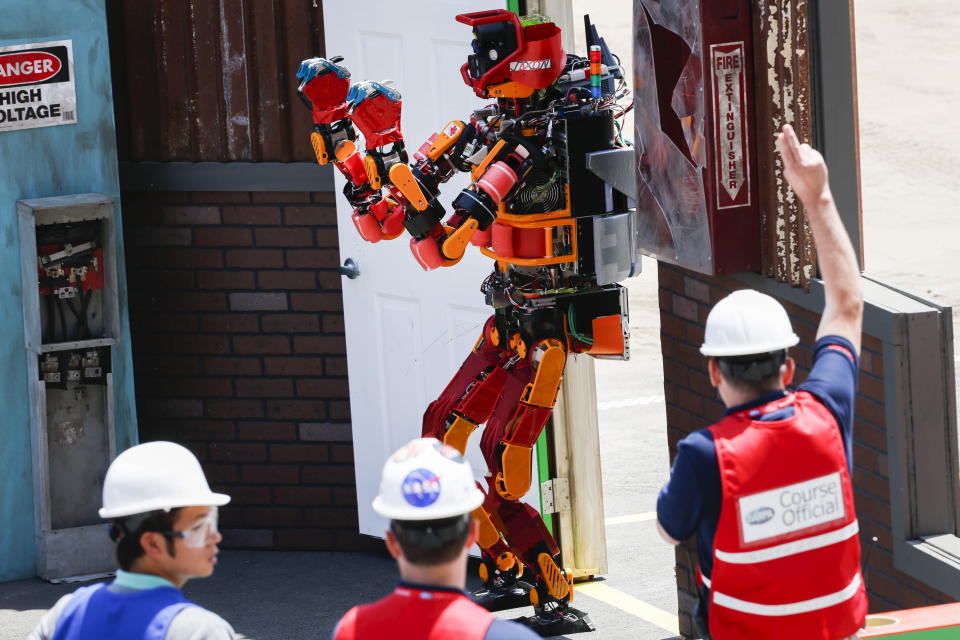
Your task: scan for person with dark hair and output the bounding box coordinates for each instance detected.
[333,438,539,639]
[656,124,867,640]
[28,441,235,639]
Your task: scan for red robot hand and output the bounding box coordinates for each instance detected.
[347,80,404,149]
[297,57,351,124]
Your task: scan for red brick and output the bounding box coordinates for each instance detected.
[253,192,311,203]
[301,465,357,485]
[197,270,256,290]
[267,400,327,420]
[244,507,303,527]
[161,205,221,225]
[233,335,291,355]
[207,400,265,419]
[853,443,880,475]
[855,419,886,450]
[675,342,702,370]
[672,294,699,322]
[143,398,204,418]
[286,249,340,269]
[133,269,195,289]
[333,487,357,506]
[663,381,679,405]
[296,378,349,398]
[677,388,704,415]
[658,264,683,291]
[660,314,687,341]
[313,192,336,203]
[255,227,314,247]
[261,313,320,333]
[315,228,340,247]
[324,357,348,377]
[290,293,342,311]
[293,336,346,354]
[200,313,260,333]
[241,464,300,484]
[854,467,890,502]
[863,333,882,352]
[258,271,316,290]
[856,396,887,429]
[330,444,354,464]
[322,315,345,333]
[221,205,282,225]
[229,292,288,311]
[663,358,689,386]
[157,292,227,312]
[236,378,294,398]
[860,374,884,404]
[263,357,323,376]
[134,227,192,246]
[683,276,711,304]
[209,442,267,462]
[303,508,358,527]
[853,489,890,526]
[176,420,236,440]
[317,273,343,290]
[164,248,224,269]
[142,356,202,376]
[227,486,271,505]
[194,227,252,247]
[274,487,332,506]
[201,463,238,484]
[271,443,329,463]
[684,322,705,346]
[135,313,199,333]
[284,205,337,226]
[204,357,262,376]
[191,191,250,203]
[328,401,351,421]
[181,442,208,461]
[658,289,673,313]
[237,422,297,441]
[225,249,285,268]
[276,529,336,550]
[169,334,230,355]
[170,378,234,398]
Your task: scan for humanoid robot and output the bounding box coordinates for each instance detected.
[298,10,634,635]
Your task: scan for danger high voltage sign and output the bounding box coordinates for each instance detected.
[0,40,77,133]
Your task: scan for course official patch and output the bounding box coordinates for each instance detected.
[0,40,77,133]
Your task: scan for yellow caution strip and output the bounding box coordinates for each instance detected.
[605,512,657,526]
[575,582,680,635]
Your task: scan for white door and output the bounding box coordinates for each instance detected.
[324,2,542,537]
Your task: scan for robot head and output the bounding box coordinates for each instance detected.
[456,10,565,98]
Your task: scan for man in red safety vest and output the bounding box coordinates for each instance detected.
[333,438,539,640]
[656,124,868,640]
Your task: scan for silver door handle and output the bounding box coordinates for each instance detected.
[338,257,360,279]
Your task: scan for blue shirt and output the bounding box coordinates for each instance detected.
[656,335,859,581]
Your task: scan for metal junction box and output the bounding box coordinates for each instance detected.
[18,193,120,580]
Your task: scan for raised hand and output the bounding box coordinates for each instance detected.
[776,123,831,209]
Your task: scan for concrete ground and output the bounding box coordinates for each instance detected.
[2,0,958,638]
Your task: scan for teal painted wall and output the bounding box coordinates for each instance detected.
[0,1,137,581]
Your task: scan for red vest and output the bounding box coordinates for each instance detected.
[705,392,867,640]
[334,584,495,640]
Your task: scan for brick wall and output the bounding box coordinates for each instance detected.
[657,262,952,637]
[122,190,376,552]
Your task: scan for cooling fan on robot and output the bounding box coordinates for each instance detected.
[510,165,564,215]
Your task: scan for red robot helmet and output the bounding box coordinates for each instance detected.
[456,10,565,98]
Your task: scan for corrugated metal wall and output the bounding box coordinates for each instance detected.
[107,0,325,162]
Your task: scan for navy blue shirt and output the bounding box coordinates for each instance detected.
[656,335,858,582]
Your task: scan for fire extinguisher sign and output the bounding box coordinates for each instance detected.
[0,40,77,133]
[711,41,751,210]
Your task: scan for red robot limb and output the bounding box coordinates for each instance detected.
[422,318,574,613]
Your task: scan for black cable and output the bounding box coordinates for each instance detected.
[55,297,68,342]
[43,295,53,343]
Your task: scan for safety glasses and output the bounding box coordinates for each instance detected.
[162,508,219,548]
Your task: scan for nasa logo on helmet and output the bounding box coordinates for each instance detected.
[402,468,442,508]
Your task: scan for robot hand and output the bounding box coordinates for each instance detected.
[347,80,404,150]
[296,57,351,125]
[351,193,406,243]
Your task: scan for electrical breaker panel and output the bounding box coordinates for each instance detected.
[17,193,119,579]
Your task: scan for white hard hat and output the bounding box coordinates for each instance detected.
[372,438,484,521]
[100,441,231,519]
[700,289,799,357]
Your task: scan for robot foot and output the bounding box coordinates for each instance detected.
[514,602,596,637]
[471,554,534,612]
